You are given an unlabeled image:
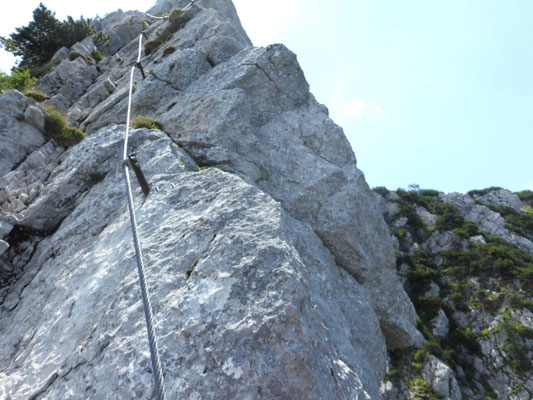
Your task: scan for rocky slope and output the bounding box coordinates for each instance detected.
[0,0,421,398]
[376,187,533,399]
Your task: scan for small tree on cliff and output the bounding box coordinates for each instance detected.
[0,3,109,73]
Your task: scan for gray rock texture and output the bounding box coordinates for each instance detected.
[39,57,99,108]
[377,187,533,399]
[0,126,387,399]
[440,192,533,252]
[0,91,45,177]
[0,0,424,397]
[422,355,462,400]
[472,188,523,212]
[157,43,419,348]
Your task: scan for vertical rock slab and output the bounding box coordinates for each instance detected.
[159,44,420,348]
[0,91,45,178]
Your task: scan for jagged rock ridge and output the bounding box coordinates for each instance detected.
[0,0,422,398]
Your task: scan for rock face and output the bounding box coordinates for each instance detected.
[0,126,387,399]
[440,191,533,252]
[0,0,421,398]
[0,91,45,177]
[377,187,533,400]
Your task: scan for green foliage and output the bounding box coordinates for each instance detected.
[393,189,476,245]
[91,48,105,62]
[395,199,428,243]
[384,369,400,383]
[89,172,107,184]
[42,104,85,146]
[144,40,157,55]
[373,186,390,197]
[508,294,533,312]
[144,8,191,55]
[407,251,440,284]
[435,205,468,232]
[387,187,533,393]
[494,312,533,374]
[484,204,533,241]
[131,115,162,130]
[0,3,109,71]
[467,187,502,197]
[0,67,37,91]
[408,378,442,400]
[29,58,61,78]
[163,46,176,56]
[516,190,533,208]
[441,235,533,290]
[23,88,48,102]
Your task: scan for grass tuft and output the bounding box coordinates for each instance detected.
[42,104,85,147]
[23,88,49,102]
[131,115,162,130]
[69,50,94,64]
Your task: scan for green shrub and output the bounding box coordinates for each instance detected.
[373,186,390,197]
[89,172,107,184]
[131,115,162,130]
[516,190,533,208]
[91,48,105,62]
[467,187,502,197]
[23,87,48,102]
[42,104,85,147]
[144,40,157,55]
[484,204,533,241]
[0,67,37,91]
[494,313,533,374]
[441,236,533,288]
[30,58,61,78]
[0,4,109,71]
[163,46,176,56]
[408,378,441,400]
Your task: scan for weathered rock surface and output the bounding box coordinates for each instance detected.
[422,355,462,400]
[0,91,46,177]
[0,0,427,397]
[378,187,533,399]
[472,188,523,212]
[0,126,387,399]
[39,56,99,109]
[440,192,533,252]
[156,43,418,348]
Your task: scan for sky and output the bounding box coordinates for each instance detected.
[1,0,532,193]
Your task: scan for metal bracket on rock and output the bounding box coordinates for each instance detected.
[135,61,146,79]
[123,153,150,196]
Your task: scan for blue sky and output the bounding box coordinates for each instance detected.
[2,0,532,192]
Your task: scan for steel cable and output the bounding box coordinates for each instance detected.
[121,2,198,398]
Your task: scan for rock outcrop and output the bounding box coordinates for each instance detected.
[377,187,533,400]
[0,0,424,398]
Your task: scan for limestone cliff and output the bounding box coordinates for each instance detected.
[0,0,420,398]
[376,187,533,400]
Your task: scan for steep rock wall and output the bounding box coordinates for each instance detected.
[0,0,423,398]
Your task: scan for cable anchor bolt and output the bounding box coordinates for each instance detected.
[136,61,146,79]
[123,153,151,196]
